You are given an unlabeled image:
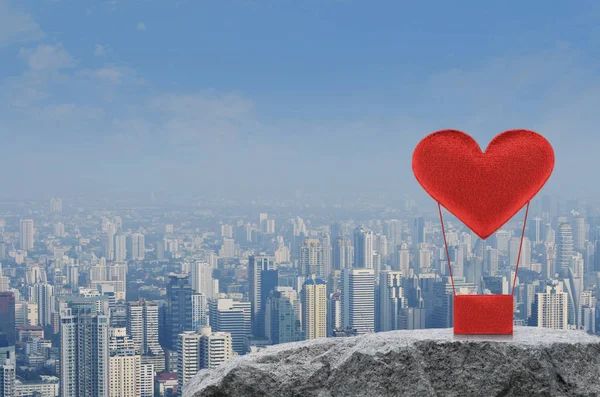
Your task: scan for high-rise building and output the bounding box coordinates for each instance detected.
[127,233,145,261]
[19,219,34,251]
[572,215,586,252]
[114,232,127,263]
[126,299,164,361]
[301,276,327,340]
[494,230,511,255]
[191,262,214,298]
[199,327,233,369]
[413,217,425,245]
[509,237,531,269]
[529,282,568,330]
[177,332,202,396]
[0,359,14,397]
[341,268,375,334]
[333,237,353,270]
[299,238,326,279]
[32,283,54,327]
[265,287,302,344]
[105,222,117,261]
[557,223,574,277]
[108,327,141,397]
[378,271,405,332]
[165,275,193,351]
[485,247,499,275]
[0,293,15,347]
[328,291,342,335]
[54,222,65,238]
[219,238,235,259]
[50,197,63,214]
[248,255,276,337]
[60,297,110,397]
[353,228,374,269]
[208,299,250,356]
[192,293,208,331]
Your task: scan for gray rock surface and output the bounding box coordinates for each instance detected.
[183,327,600,397]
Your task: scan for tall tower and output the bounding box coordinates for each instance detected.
[127,233,145,260]
[208,299,251,356]
[114,232,127,263]
[60,297,110,397]
[333,237,353,270]
[108,327,141,397]
[0,293,15,347]
[50,197,63,214]
[191,262,214,297]
[341,268,375,334]
[378,271,404,332]
[248,255,276,338]
[301,276,327,340]
[265,288,302,344]
[166,275,193,351]
[530,282,568,330]
[572,215,586,252]
[199,327,233,370]
[353,228,374,269]
[557,223,574,277]
[19,219,34,251]
[413,217,425,245]
[299,239,325,279]
[105,222,117,261]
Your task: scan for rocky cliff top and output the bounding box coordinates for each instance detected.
[184,327,600,397]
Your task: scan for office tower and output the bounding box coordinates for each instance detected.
[341,268,375,334]
[320,234,333,279]
[265,219,275,234]
[50,197,63,214]
[0,293,15,347]
[126,299,164,359]
[393,244,410,274]
[413,217,425,245]
[54,222,65,238]
[333,237,353,270]
[0,266,8,293]
[208,299,250,356]
[529,282,568,330]
[108,327,140,397]
[105,222,116,261]
[485,247,499,275]
[265,287,302,344]
[165,275,193,351]
[60,297,110,397]
[494,230,511,255]
[20,219,34,251]
[156,241,165,261]
[572,215,586,252]
[557,223,574,276]
[191,262,214,297]
[328,291,342,335]
[33,283,54,327]
[192,293,208,331]
[0,358,14,397]
[114,232,127,263]
[259,213,268,232]
[509,237,531,269]
[417,247,431,272]
[113,216,123,231]
[530,217,543,245]
[302,276,327,340]
[299,238,326,279]
[378,271,404,332]
[219,238,235,258]
[199,327,233,369]
[127,233,145,260]
[177,328,233,395]
[15,301,38,326]
[248,255,276,337]
[353,228,374,269]
[482,276,509,294]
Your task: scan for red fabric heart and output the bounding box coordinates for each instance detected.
[412,129,554,240]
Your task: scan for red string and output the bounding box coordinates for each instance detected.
[511,201,530,295]
[437,201,530,296]
[438,203,456,295]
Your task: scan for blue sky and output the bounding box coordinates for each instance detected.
[1,0,600,200]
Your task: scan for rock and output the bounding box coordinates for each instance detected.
[183,327,600,397]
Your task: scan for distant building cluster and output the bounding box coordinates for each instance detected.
[0,195,595,395]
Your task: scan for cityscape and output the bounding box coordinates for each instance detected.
[0,193,593,396]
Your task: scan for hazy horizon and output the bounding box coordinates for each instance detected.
[1,0,599,199]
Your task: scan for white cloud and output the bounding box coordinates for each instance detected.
[0,0,44,47]
[94,44,107,57]
[18,44,74,71]
[136,21,146,31]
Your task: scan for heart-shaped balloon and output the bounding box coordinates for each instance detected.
[412,129,555,239]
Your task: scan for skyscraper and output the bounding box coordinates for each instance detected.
[341,268,375,334]
[208,299,250,356]
[299,238,326,279]
[108,327,141,397]
[0,293,15,347]
[192,293,208,331]
[60,297,110,397]
[114,232,127,263]
[333,237,353,270]
[353,228,374,269]
[199,327,233,370]
[572,215,586,252]
[301,276,327,340]
[33,283,54,327]
[413,217,425,245]
[378,271,404,332]
[165,275,193,351]
[557,223,574,277]
[191,262,214,297]
[105,222,117,261]
[127,233,145,260]
[126,299,164,362]
[0,358,14,397]
[248,255,276,337]
[50,197,63,214]
[265,287,302,344]
[19,219,34,251]
[529,282,568,330]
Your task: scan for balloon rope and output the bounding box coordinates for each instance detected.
[511,201,530,295]
[438,203,456,295]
